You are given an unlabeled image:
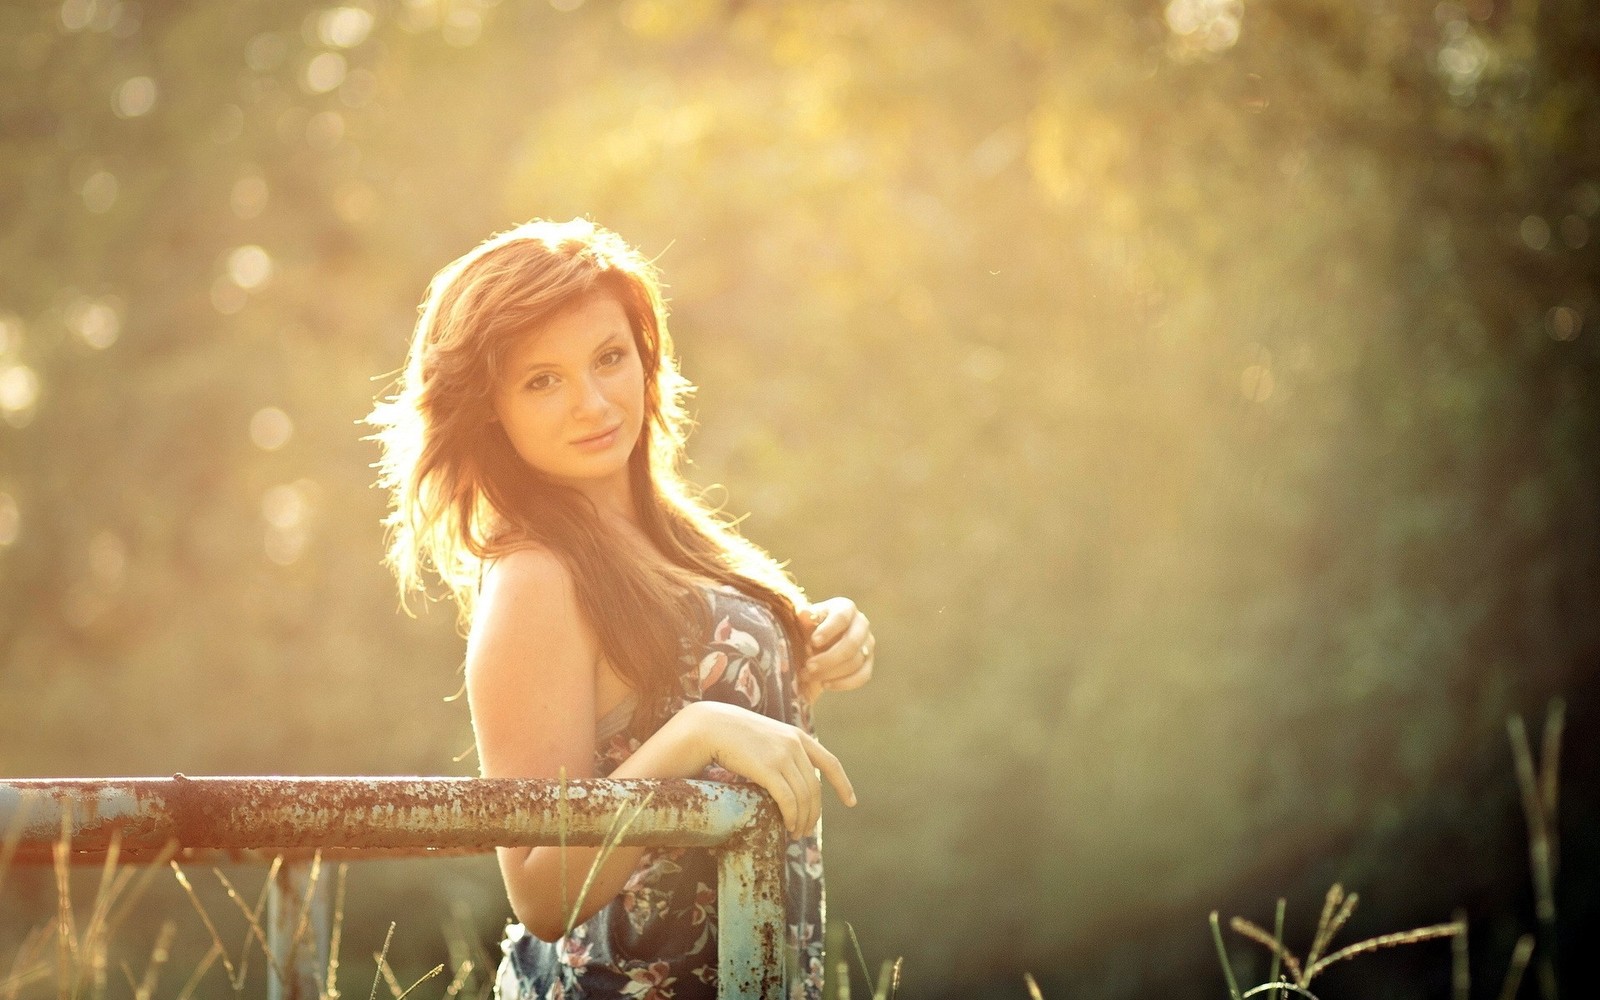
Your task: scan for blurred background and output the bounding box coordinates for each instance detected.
[1,0,1596,997]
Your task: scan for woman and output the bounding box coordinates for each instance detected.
[368,218,874,1000]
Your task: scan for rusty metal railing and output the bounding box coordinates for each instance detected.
[0,776,788,1000]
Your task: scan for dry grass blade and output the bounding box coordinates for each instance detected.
[170,861,240,987]
[212,866,293,990]
[1241,984,1322,1000]
[1497,934,1535,1000]
[76,827,125,999]
[1267,898,1286,1000]
[393,963,444,1000]
[2,925,53,1000]
[132,919,177,1000]
[0,792,33,902]
[53,811,79,1000]
[174,943,222,1000]
[1023,971,1044,1000]
[1307,885,1342,971]
[327,862,350,1000]
[289,852,326,965]
[1539,700,1564,838]
[103,840,178,941]
[1210,912,1244,1000]
[1305,920,1465,980]
[232,855,283,993]
[870,958,899,1000]
[442,959,474,999]
[563,790,656,936]
[1509,708,1560,1000]
[1451,909,1469,1000]
[368,922,396,1000]
[374,953,404,1000]
[1230,917,1305,984]
[845,920,874,995]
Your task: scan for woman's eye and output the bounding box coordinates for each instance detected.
[598,348,624,367]
[526,373,557,391]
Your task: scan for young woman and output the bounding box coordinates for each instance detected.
[369,218,874,1000]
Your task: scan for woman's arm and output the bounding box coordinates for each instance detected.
[466,548,854,943]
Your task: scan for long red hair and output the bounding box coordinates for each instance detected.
[368,218,806,715]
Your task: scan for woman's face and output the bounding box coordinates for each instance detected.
[490,291,646,500]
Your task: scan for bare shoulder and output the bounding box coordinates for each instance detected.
[468,545,596,682]
[481,545,572,603]
[467,544,600,780]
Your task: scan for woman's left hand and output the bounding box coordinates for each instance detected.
[799,596,875,701]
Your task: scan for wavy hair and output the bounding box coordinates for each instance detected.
[368,218,806,713]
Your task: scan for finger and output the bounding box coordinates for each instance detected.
[778,761,813,838]
[784,759,819,838]
[822,658,873,692]
[808,600,856,649]
[762,766,801,838]
[801,731,856,807]
[806,622,873,683]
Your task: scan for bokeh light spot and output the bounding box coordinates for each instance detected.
[0,364,42,427]
[1240,364,1276,402]
[0,491,17,547]
[231,173,269,220]
[1558,214,1588,249]
[81,169,118,213]
[262,483,307,530]
[113,76,157,118]
[66,297,122,350]
[1164,0,1242,54]
[306,109,346,150]
[250,407,295,450]
[319,6,375,49]
[245,32,289,73]
[441,9,483,47]
[1545,306,1582,342]
[87,530,127,588]
[211,104,245,144]
[304,51,348,94]
[60,0,93,31]
[1520,215,1551,251]
[227,245,274,290]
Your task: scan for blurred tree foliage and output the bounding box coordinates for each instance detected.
[1,1,1595,997]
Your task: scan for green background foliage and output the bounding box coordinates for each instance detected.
[2,1,1596,996]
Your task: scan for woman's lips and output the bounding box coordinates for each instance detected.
[570,425,620,451]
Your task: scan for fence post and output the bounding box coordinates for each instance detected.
[716,807,788,1000]
[268,858,331,1000]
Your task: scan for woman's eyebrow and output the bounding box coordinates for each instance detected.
[514,334,626,378]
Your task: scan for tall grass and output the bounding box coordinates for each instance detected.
[1205,699,1565,1000]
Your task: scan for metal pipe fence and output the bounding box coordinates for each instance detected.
[0,776,788,1000]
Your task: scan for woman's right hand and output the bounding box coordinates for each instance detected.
[677,700,856,839]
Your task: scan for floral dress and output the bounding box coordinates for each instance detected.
[496,585,825,1000]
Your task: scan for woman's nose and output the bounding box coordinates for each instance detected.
[572,375,608,416]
